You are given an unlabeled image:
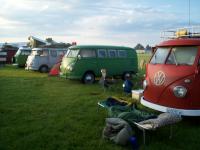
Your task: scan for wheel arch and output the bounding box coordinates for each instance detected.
[81,70,96,83]
[82,70,96,78]
[39,64,49,72]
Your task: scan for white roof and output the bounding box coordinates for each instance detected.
[29,36,47,44]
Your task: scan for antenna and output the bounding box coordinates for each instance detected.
[188,0,191,26]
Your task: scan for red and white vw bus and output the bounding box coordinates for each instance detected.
[141,26,200,116]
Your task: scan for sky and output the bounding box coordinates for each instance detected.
[0,0,200,47]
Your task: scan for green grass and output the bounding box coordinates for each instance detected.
[137,53,151,71]
[1,66,200,150]
[137,53,151,64]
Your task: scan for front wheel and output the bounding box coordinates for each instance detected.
[39,66,49,73]
[82,72,95,84]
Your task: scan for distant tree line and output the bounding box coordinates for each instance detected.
[134,43,151,51]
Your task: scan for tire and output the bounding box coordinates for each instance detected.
[122,72,132,80]
[39,65,49,73]
[83,72,95,84]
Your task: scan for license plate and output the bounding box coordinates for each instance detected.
[166,108,181,116]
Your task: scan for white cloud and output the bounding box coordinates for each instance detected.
[0,0,199,46]
[0,16,27,29]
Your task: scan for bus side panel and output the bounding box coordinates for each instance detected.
[130,50,138,73]
[17,55,28,67]
[74,57,98,78]
[190,48,200,108]
[118,50,138,74]
[38,56,49,68]
[105,57,120,76]
[49,53,58,68]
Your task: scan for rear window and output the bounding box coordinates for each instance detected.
[98,49,107,58]
[79,50,96,58]
[108,50,117,57]
[118,50,127,57]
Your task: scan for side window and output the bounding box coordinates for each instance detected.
[118,50,127,58]
[50,51,57,57]
[57,51,65,56]
[79,49,96,58]
[26,51,31,55]
[22,51,31,55]
[98,49,107,58]
[39,50,49,56]
[21,51,26,55]
[108,50,117,58]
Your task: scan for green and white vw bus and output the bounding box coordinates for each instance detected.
[13,47,32,67]
[60,45,138,83]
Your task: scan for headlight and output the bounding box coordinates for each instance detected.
[122,83,125,88]
[143,80,147,89]
[67,65,73,71]
[173,86,187,98]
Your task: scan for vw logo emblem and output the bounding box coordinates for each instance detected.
[154,71,166,86]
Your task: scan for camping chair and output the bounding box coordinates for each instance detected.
[97,97,131,112]
[133,112,182,145]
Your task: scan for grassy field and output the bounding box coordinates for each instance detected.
[137,53,151,71]
[1,65,200,150]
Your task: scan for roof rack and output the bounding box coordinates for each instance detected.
[161,26,200,39]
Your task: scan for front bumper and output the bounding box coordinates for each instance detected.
[59,71,81,79]
[141,96,200,116]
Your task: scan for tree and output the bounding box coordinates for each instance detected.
[145,44,151,51]
[134,43,144,50]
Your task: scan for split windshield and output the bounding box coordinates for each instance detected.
[150,46,198,65]
[15,50,21,56]
[65,49,79,58]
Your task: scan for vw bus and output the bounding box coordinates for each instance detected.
[141,26,200,116]
[26,48,67,73]
[0,51,7,65]
[60,45,138,83]
[0,44,18,64]
[13,46,32,67]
